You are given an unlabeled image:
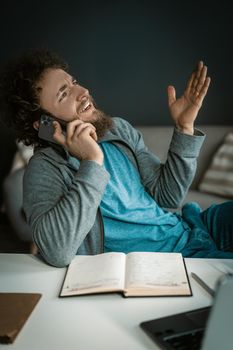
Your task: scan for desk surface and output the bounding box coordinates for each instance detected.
[0,254,233,350]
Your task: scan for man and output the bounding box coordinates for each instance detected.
[0,49,232,267]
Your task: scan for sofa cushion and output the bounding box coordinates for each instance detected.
[198,132,233,198]
[182,190,226,210]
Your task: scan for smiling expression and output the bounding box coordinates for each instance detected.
[36,68,98,123]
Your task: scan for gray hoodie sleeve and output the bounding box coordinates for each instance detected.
[23,156,109,267]
[116,118,205,209]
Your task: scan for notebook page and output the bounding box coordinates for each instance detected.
[125,252,189,292]
[60,252,126,296]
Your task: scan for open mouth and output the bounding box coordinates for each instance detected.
[80,100,92,113]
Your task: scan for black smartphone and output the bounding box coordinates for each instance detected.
[38,114,56,143]
[38,114,66,143]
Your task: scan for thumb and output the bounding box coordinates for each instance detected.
[167,85,176,107]
[90,129,98,141]
[53,121,66,146]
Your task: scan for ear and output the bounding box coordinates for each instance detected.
[33,120,40,131]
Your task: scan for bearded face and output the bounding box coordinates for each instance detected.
[36,68,113,139]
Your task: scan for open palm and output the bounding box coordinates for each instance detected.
[168,61,211,134]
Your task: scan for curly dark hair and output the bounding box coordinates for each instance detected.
[0,48,68,146]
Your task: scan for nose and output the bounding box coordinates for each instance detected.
[74,84,89,101]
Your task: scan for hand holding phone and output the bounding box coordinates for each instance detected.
[38,115,103,164]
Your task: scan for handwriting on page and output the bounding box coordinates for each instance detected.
[125,252,188,289]
[63,253,125,293]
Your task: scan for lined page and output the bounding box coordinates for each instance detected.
[60,252,126,296]
[125,252,190,295]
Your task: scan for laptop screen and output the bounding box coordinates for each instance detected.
[201,274,233,350]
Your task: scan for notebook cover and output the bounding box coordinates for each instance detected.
[0,293,42,344]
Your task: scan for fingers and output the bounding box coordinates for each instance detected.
[186,61,203,94]
[193,63,207,95]
[53,119,98,148]
[73,123,97,141]
[67,119,97,143]
[192,62,211,102]
[192,61,204,90]
[186,60,211,101]
[167,85,176,107]
[53,121,66,145]
[196,76,211,104]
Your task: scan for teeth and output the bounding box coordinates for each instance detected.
[81,100,90,112]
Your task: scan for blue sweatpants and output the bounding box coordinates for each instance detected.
[201,201,233,254]
[180,200,233,258]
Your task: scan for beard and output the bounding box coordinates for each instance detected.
[90,109,113,139]
[41,97,114,140]
[86,95,113,139]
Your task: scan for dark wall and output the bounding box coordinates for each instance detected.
[0,0,232,127]
[0,0,232,207]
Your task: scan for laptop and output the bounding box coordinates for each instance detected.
[140,273,233,350]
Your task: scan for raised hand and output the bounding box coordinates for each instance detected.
[167,61,211,135]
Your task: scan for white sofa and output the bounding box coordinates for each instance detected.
[136,125,233,210]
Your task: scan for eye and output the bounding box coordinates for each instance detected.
[72,78,78,85]
[59,91,67,102]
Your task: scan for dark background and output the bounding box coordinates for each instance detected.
[1,0,232,126]
[0,0,233,205]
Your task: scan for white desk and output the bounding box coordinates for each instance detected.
[0,254,232,350]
